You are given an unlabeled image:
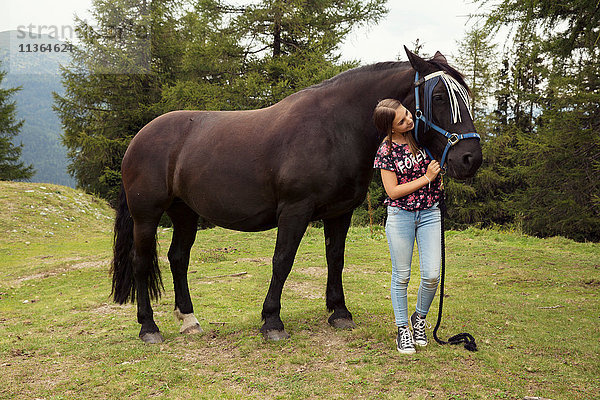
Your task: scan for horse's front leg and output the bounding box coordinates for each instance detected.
[324,211,356,329]
[261,205,311,340]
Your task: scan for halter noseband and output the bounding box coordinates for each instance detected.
[413,71,480,171]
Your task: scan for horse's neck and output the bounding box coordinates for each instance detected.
[318,68,413,116]
[320,67,414,143]
[355,67,412,98]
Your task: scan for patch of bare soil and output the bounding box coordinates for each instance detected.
[11,259,107,286]
[93,302,135,315]
[234,257,271,265]
[295,265,326,277]
[286,280,324,300]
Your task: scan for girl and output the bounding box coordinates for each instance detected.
[372,99,442,354]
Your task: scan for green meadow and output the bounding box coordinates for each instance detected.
[1,181,598,399]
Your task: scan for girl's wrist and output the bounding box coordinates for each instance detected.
[423,175,431,189]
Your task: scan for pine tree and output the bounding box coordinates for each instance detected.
[475,0,600,241]
[55,0,179,203]
[156,0,249,112]
[444,24,502,229]
[0,66,34,181]
[453,24,497,119]
[196,0,387,108]
[155,0,387,111]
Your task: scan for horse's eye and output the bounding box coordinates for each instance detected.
[433,94,444,102]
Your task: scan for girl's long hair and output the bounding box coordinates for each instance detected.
[372,99,420,159]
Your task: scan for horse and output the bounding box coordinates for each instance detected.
[111,47,482,343]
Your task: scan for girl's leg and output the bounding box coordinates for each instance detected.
[415,205,442,318]
[385,206,416,327]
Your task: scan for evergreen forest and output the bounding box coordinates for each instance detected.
[6,0,597,241]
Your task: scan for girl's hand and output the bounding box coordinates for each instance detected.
[425,160,441,181]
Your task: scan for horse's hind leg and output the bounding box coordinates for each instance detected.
[167,201,202,335]
[324,211,356,329]
[132,216,165,343]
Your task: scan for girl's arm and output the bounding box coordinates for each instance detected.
[380,160,440,200]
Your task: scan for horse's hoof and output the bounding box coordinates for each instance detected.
[140,332,164,343]
[175,309,202,335]
[181,323,203,335]
[330,318,356,330]
[262,329,291,341]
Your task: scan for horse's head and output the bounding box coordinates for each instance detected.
[404,47,482,180]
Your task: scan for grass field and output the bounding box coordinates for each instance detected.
[1,181,599,399]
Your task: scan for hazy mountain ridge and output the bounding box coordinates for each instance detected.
[0,30,76,187]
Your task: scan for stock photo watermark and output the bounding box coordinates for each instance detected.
[5,19,152,74]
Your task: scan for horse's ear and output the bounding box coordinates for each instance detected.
[433,51,447,64]
[404,45,431,73]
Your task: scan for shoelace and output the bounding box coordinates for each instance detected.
[398,327,414,349]
[413,318,431,339]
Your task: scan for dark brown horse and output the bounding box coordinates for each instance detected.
[111,48,482,343]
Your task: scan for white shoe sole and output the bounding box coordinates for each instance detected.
[397,346,416,354]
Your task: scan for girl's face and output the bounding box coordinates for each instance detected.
[392,105,414,134]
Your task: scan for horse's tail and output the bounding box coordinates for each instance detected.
[111,184,163,304]
[110,184,137,304]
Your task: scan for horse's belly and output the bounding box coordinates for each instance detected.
[203,203,278,232]
[177,182,277,232]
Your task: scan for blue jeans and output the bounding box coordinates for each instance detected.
[385,205,441,327]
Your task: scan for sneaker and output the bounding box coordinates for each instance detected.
[396,326,416,354]
[411,312,431,347]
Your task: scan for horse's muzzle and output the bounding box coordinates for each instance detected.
[447,147,482,179]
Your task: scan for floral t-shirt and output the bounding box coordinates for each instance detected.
[373,140,442,211]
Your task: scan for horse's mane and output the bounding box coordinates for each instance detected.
[304,61,411,91]
[300,57,470,93]
[331,61,411,82]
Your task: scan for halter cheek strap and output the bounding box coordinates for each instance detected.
[413,71,480,170]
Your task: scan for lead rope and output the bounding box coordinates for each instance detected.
[432,190,478,352]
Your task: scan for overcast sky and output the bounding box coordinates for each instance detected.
[1,0,491,65]
[340,0,489,64]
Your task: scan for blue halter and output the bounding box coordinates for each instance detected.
[413,71,480,170]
